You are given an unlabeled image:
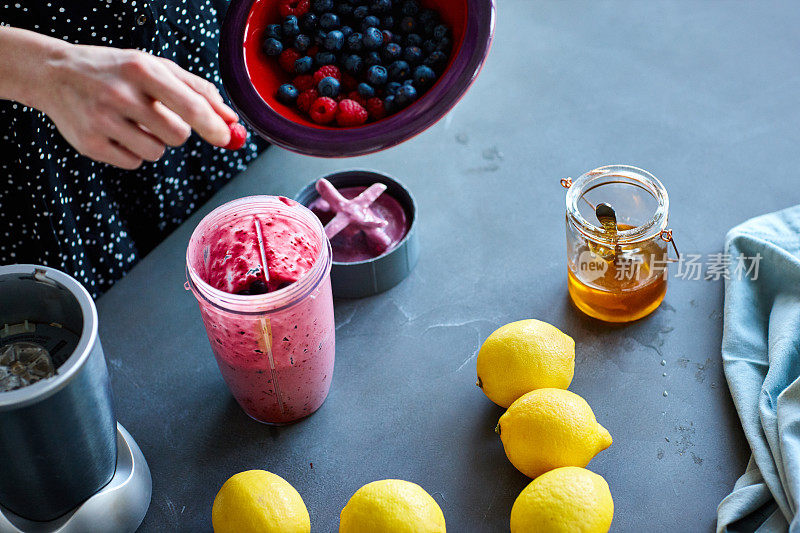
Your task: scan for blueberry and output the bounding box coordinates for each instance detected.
[353,5,369,19]
[422,39,437,54]
[383,94,397,113]
[294,56,314,74]
[366,65,388,86]
[237,279,269,295]
[403,45,422,64]
[313,0,334,13]
[317,76,341,98]
[343,53,364,74]
[282,15,300,38]
[294,34,311,52]
[250,279,270,294]
[383,42,402,62]
[264,24,282,40]
[340,25,354,39]
[314,29,327,46]
[361,15,381,31]
[424,50,447,71]
[319,12,340,30]
[418,8,438,26]
[347,32,364,51]
[277,83,299,104]
[412,65,436,87]
[262,38,283,56]
[395,83,417,106]
[404,33,422,47]
[401,0,419,16]
[437,37,452,52]
[399,16,416,33]
[300,13,318,32]
[388,31,402,44]
[388,60,410,81]
[337,2,354,17]
[363,50,382,67]
[371,0,392,13]
[324,29,344,51]
[381,16,395,30]
[420,20,436,37]
[315,50,337,65]
[357,82,376,98]
[384,81,402,95]
[363,26,384,49]
[433,24,449,41]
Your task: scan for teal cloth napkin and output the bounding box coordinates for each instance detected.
[717,205,800,533]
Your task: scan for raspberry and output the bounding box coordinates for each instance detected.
[336,99,368,126]
[224,122,248,150]
[309,97,338,124]
[278,0,310,17]
[297,88,319,114]
[279,49,301,73]
[340,73,358,92]
[293,74,315,92]
[366,97,387,120]
[347,91,368,107]
[313,65,341,84]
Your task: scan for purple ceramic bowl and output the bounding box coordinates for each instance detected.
[220,0,496,158]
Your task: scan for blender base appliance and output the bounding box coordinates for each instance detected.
[0,425,150,533]
[0,265,151,533]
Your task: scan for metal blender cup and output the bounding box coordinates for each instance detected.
[0,265,119,522]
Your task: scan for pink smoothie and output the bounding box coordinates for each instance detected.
[188,197,334,424]
[204,197,318,294]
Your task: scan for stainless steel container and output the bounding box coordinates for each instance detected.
[0,265,117,522]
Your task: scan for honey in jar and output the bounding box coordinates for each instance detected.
[563,166,675,323]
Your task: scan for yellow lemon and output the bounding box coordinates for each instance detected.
[339,479,446,533]
[212,470,310,533]
[497,388,612,478]
[510,467,613,533]
[476,319,575,408]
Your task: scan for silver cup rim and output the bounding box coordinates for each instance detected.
[0,264,99,410]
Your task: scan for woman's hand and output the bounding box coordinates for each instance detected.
[36,44,238,169]
[0,27,238,169]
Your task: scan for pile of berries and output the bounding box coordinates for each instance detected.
[263,0,452,126]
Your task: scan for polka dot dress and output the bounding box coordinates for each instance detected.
[0,1,267,297]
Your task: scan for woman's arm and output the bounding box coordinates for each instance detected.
[0,26,59,109]
[0,26,237,169]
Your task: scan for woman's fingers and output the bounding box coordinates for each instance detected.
[125,54,230,146]
[159,58,238,124]
[41,45,239,167]
[108,117,166,162]
[126,97,191,147]
[99,140,144,170]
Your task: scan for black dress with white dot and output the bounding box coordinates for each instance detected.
[0,1,267,297]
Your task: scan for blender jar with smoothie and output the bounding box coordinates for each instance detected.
[186,196,334,424]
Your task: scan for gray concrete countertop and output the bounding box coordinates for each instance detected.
[98,0,800,530]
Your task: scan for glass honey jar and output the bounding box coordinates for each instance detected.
[562,165,678,322]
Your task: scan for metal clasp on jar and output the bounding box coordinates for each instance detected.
[659,229,680,263]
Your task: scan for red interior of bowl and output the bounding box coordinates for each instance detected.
[243,0,468,129]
